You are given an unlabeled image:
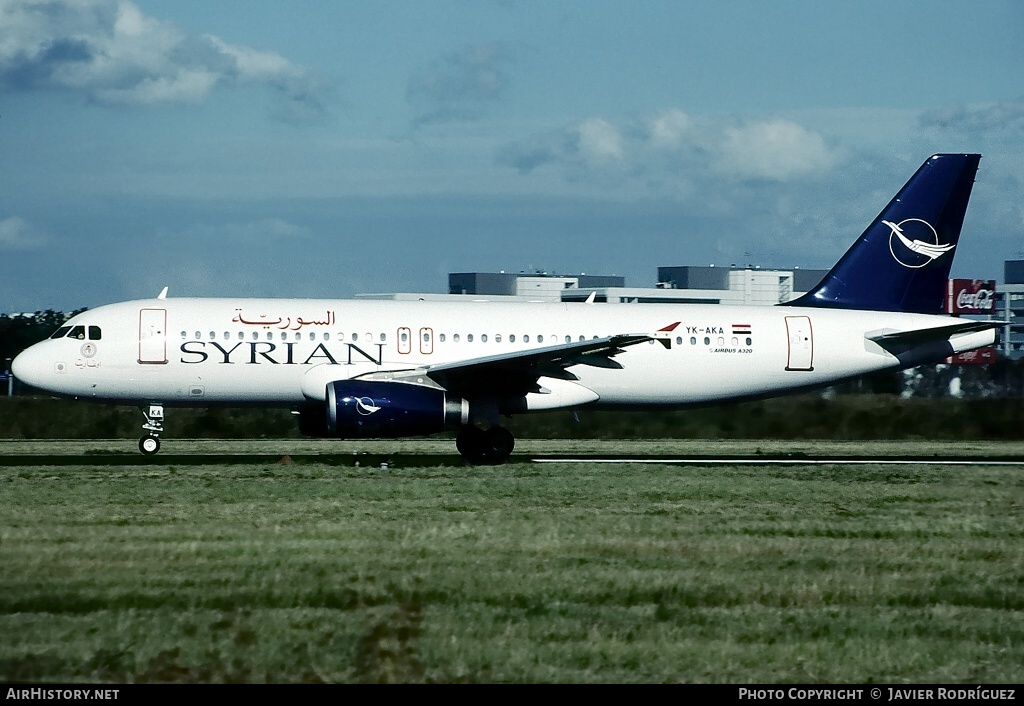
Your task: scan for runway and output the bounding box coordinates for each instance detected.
[3,451,1024,467]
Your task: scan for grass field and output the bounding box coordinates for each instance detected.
[1,450,1022,683]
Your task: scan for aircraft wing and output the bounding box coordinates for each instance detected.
[422,333,653,398]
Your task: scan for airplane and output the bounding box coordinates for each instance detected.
[11,154,996,463]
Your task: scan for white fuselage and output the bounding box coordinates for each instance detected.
[12,297,995,409]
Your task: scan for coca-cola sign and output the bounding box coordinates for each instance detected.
[947,279,996,314]
[948,346,997,365]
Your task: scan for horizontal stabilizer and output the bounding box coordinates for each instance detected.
[866,320,998,345]
[866,320,998,368]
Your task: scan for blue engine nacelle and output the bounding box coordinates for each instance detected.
[325,380,468,438]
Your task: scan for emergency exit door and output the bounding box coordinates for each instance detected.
[139,308,167,364]
[784,316,814,371]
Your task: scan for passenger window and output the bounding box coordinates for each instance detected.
[352,333,359,341]
[495,334,502,343]
[468,334,474,342]
[251,332,259,340]
[69,326,86,340]
[267,332,274,340]
[224,332,230,340]
[439,333,446,343]
[523,335,529,343]
[238,332,244,340]
[691,337,697,345]
[88,326,102,340]
[481,334,488,343]
[675,336,682,345]
[210,331,217,340]
[454,334,460,343]
[180,331,187,340]
[310,332,317,341]
[51,326,72,340]
[509,334,516,343]
[195,331,202,340]
[537,335,544,343]
[565,335,571,343]
[380,333,386,342]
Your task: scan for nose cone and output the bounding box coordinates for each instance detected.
[11,346,47,389]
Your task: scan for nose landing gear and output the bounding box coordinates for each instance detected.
[139,404,164,455]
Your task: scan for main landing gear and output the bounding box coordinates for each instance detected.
[139,404,164,455]
[456,425,515,465]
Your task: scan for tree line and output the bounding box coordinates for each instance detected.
[0,310,86,369]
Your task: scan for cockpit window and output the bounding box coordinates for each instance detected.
[50,326,72,340]
[68,326,87,340]
[88,326,102,340]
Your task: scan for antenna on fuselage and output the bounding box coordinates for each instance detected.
[157,287,168,300]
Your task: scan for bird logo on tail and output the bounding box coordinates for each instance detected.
[884,219,955,269]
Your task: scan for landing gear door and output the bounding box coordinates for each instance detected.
[785,316,813,371]
[139,308,167,364]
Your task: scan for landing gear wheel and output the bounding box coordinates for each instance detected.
[483,426,515,464]
[139,404,165,456]
[139,435,161,455]
[456,426,487,465]
[457,425,515,465]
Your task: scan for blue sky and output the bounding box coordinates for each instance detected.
[1,0,1022,311]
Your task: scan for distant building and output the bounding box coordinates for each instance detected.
[653,265,829,306]
[442,267,829,305]
[448,272,625,298]
[994,260,1024,360]
[363,266,831,305]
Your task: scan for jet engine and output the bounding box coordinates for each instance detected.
[298,380,468,438]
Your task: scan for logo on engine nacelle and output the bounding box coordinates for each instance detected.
[355,397,382,416]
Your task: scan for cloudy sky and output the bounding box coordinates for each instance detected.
[1,0,1022,312]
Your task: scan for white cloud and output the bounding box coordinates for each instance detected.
[576,118,624,164]
[0,0,323,116]
[648,108,692,149]
[716,119,839,180]
[0,216,47,250]
[498,108,840,187]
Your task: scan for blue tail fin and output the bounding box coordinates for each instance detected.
[786,154,981,313]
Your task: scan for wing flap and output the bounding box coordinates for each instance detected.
[425,333,651,397]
